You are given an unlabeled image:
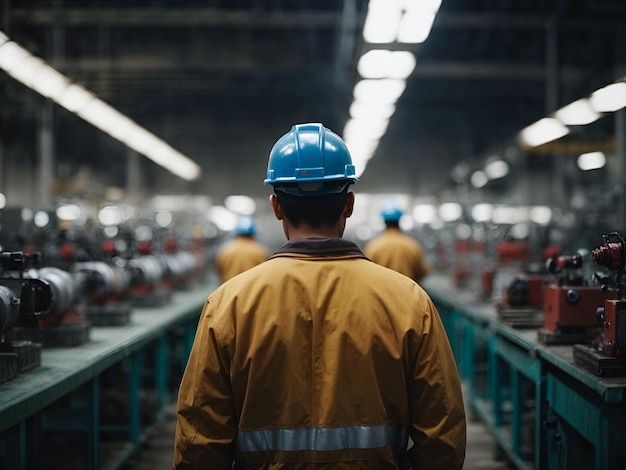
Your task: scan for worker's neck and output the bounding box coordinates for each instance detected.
[285,222,343,240]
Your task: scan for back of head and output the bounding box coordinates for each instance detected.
[265,123,357,227]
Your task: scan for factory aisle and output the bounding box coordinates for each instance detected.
[119,396,513,469]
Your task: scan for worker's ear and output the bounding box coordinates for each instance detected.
[269,194,284,220]
[343,191,355,218]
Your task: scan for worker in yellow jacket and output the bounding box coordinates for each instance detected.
[174,123,466,469]
[364,203,431,283]
[214,216,268,283]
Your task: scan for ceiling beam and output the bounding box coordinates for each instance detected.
[9,9,616,30]
[9,9,342,27]
[52,57,584,81]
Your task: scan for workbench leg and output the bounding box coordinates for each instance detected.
[0,421,27,469]
[511,369,522,457]
[489,336,502,429]
[596,411,610,470]
[155,334,170,415]
[88,377,100,470]
[129,352,142,443]
[535,378,544,470]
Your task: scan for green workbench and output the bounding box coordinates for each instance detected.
[423,274,626,470]
[0,279,215,470]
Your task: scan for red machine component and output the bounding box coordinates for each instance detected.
[543,285,611,333]
[588,232,626,357]
[596,300,626,357]
[538,254,612,344]
[496,240,531,263]
[501,275,545,309]
[572,232,626,376]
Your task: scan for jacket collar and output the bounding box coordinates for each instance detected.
[271,237,366,258]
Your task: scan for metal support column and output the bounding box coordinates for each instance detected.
[87,377,100,470]
[126,148,142,206]
[545,20,567,211]
[37,100,54,208]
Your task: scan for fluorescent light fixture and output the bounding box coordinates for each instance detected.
[0,30,201,181]
[484,160,509,179]
[353,79,406,105]
[590,82,626,113]
[0,192,6,210]
[398,10,436,44]
[33,210,50,228]
[208,206,238,232]
[350,100,396,120]
[519,117,569,147]
[0,41,30,72]
[405,0,443,12]
[577,151,606,171]
[98,205,125,226]
[554,98,600,125]
[224,195,257,215]
[470,170,488,188]
[343,136,379,178]
[57,84,95,112]
[471,203,493,223]
[154,210,173,228]
[529,206,552,225]
[510,222,530,239]
[56,203,82,222]
[357,50,416,79]
[413,203,437,224]
[363,0,402,44]
[343,117,389,141]
[492,206,529,224]
[439,202,463,221]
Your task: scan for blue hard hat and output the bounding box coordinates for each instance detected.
[264,123,357,197]
[235,217,256,235]
[381,202,403,222]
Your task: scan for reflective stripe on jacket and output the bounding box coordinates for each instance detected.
[174,237,466,469]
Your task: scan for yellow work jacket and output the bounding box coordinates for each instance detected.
[364,228,431,282]
[174,238,466,469]
[215,235,269,283]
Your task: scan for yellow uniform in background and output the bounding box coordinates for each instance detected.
[214,234,268,283]
[365,227,431,283]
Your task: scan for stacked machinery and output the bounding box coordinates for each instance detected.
[574,232,626,376]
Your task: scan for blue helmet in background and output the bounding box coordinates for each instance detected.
[235,216,256,236]
[264,123,357,197]
[380,202,404,222]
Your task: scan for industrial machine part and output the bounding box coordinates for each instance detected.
[126,254,170,307]
[539,254,611,345]
[0,251,54,382]
[590,232,626,357]
[502,276,545,308]
[25,266,90,347]
[573,232,626,376]
[496,274,545,328]
[73,260,132,325]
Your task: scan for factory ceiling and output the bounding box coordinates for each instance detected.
[1,0,626,207]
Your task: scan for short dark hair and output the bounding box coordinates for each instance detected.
[274,184,351,228]
[385,220,400,229]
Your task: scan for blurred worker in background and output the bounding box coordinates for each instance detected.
[364,202,432,283]
[174,123,466,469]
[214,216,268,283]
